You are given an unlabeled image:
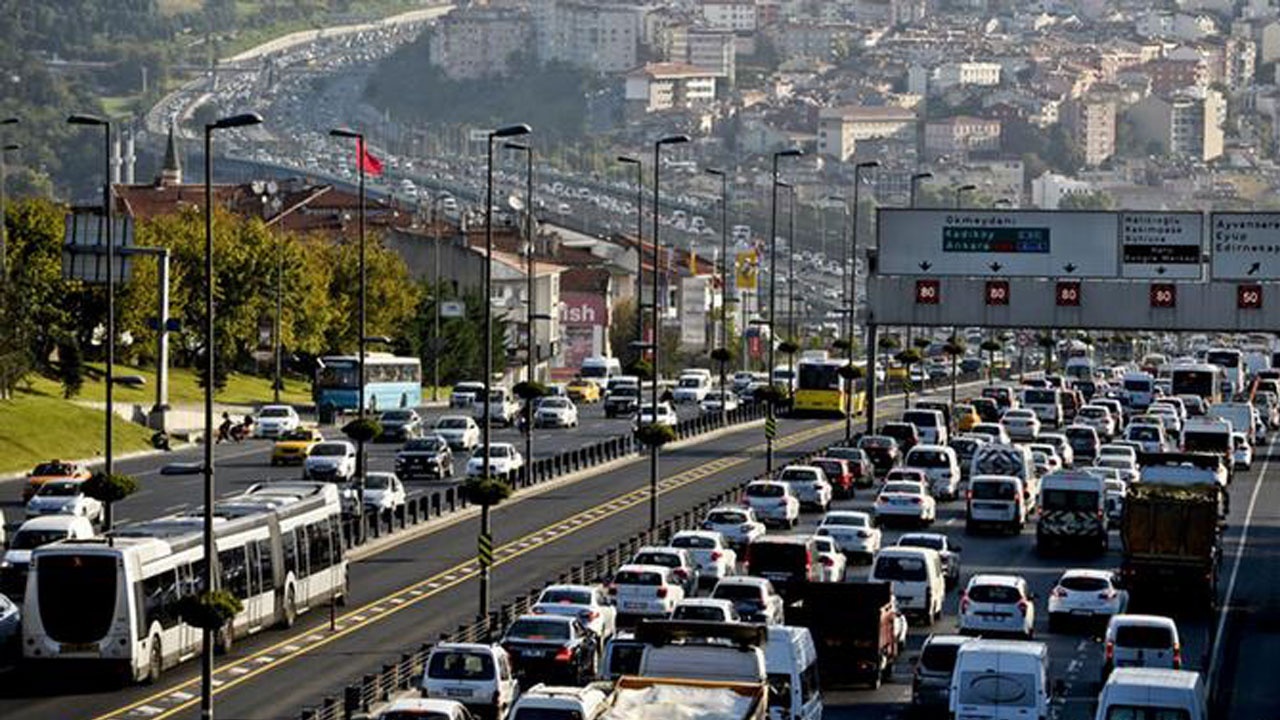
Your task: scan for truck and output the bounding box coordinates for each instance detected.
[787,581,899,689]
[1120,479,1223,614]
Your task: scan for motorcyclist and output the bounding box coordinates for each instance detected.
[217,412,234,444]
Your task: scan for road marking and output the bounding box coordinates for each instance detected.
[1208,436,1273,686]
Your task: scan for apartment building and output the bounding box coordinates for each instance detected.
[923,116,1002,158]
[700,0,756,33]
[625,63,719,113]
[817,105,918,161]
[533,1,642,73]
[687,29,736,84]
[1128,88,1225,162]
[935,61,1002,88]
[1063,97,1116,167]
[428,6,531,80]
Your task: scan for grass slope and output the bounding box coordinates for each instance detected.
[0,386,153,476]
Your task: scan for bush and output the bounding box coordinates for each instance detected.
[980,339,1002,353]
[176,590,242,631]
[777,340,800,355]
[838,364,864,380]
[513,381,548,401]
[879,336,901,351]
[831,338,851,352]
[342,417,382,443]
[82,472,139,504]
[943,341,966,356]
[752,385,786,405]
[626,359,654,381]
[913,336,932,349]
[462,476,512,505]
[636,423,678,447]
[710,347,731,364]
[895,349,922,365]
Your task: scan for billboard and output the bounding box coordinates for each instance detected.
[877,209,1119,278]
[1120,212,1203,279]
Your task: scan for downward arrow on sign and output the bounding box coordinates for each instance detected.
[919,261,932,272]
[989,262,1003,273]
[1063,263,1077,273]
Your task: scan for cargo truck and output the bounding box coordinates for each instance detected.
[787,581,899,689]
[1120,481,1223,614]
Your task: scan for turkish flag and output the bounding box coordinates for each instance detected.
[357,138,383,177]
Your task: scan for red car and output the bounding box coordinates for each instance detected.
[810,457,854,498]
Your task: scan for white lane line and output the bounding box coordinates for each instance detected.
[1208,436,1273,685]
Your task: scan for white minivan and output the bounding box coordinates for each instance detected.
[765,625,823,720]
[1094,668,1206,720]
[420,643,520,720]
[949,639,1051,720]
[868,547,945,623]
[902,409,948,445]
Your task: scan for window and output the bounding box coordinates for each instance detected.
[919,642,961,672]
[142,569,181,630]
[1104,707,1191,720]
[1041,489,1100,511]
[428,650,495,680]
[873,556,926,582]
[219,546,249,600]
[245,542,261,597]
[967,584,1023,604]
[283,530,299,577]
[1114,625,1174,649]
[307,521,333,573]
[800,662,821,703]
[767,672,792,708]
[258,539,275,592]
[36,554,117,644]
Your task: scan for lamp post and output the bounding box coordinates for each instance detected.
[429,193,449,403]
[479,123,531,619]
[780,182,796,395]
[955,184,977,209]
[200,110,263,720]
[650,134,689,535]
[852,160,879,436]
[767,148,802,474]
[329,127,373,544]
[617,156,643,354]
[910,172,933,209]
[505,141,537,487]
[0,116,18,280]
[706,167,730,426]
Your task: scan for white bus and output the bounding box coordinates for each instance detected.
[1171,363,1222,405]
[23,482,348,684]
[1205,347,1244,397]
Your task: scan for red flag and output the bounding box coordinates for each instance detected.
[357,138,383,177]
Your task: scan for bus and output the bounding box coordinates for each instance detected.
[1204,347,1244,398]
[23,482,348,684]
[315,353,422,412]
[793,357,865,417]
[1171,363,1222,404]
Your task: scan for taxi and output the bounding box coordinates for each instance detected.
[22,460,91,502]
[270,427,326,466]
[566,378,601,403]
[954,403,981,432]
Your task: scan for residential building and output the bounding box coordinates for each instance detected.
[768,20,863,63]
[1261,20,1280,64]
[817,105,918,161]
[852,0,929,25]
[429,5,531,80]
[1127,88,1226,162]
[1135,11,1217,41]
[1063,97,1116,167]
[625,63,718,114]
[533,1,642,74]
[687,29,736,84]
[923,116,1002,158]
[1031,172,1095,209]
[1143,57,1209,94]
[1224,35,1257,91]
[700,0,757,33]
[935,61,1002,89]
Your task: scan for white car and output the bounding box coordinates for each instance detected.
[815,510,881,562]
[671,598,741,623]
[970,423,1011,445]
[1026,443,1064,474]
[874,480,936,527]
[532,584,616,643]
[896,532,962,588]
[700,391,740,414]
[434,415,481,451]
[534,396,579,428]
[709,576,786,625]
[810,535,847,582]
[672,375,711,404]
[1077,405,1117,439]
[1094,455,1139,484]
[635,402,678,428]
[420,643,519,719]
[1047,569,1128,631]
[1097,443,1138,466]
[1103,614,1182,678]
[959,574,1035,639]
[701,506,766,548]
[24,479,103,524]
[1000,409,1041,441]
[303,441,357,482]
[610,564,684,618]
[670,530,737,585]
[1104,478,1127,527]
[742,481,800,528]
[465,443,525,478]
[375,699,472,720]
[1039,433,1076,468]
[450,381,485,409]
[776,465,833,511]
[475,388,521,427]
[254,404,301,438]
[1124,423,1168,454]
[342,472,406,514]
[903,445,961,501]
[1232,432,1253,470]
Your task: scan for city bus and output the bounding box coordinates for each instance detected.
[23,482,348,684]
[793,357,865,417]
[315,353,423,412]
[1171,363,1222,404]
[1205,347,1244,398]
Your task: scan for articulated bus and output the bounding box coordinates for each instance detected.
[793,357,866,417]
[315,353,422,412]
[23,482,347,684]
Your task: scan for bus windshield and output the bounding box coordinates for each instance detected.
[1206,350,1240,368]
[316,362,358,389]
[798,363,841,391]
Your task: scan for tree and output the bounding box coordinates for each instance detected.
[82,471,138,531]
[1059,191,1114,210]
[57,333,85,398]
[980,339,1002,385]
[943,337,966,405]
[610,298,639,369]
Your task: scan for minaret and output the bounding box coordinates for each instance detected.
[124,127,137,185]
[158,122,182,186]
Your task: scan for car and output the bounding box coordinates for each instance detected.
[303,440,357,482]
[954,404,981,432]
[603,383,641,418]
[969,397,1002,422]
[701,506,766,549]
[855,435,901,477]
[884,466,930,487]
[0,592,19,652]
[565,378,601,404]
[948,435,988,481]
[1026,443,1063,474]
[396,435,455,480]
[874,479,936,527]
[465,443,525,478]
[742,480,800,528]
[1102,477,1127,527]
[1103,615,1182,680]
[420,643,519,719]
[815,510,881,562]
[254,404,301,438]
[0,515,96,598]
[341,472,406,514]
[965,475,1028,535]
[672,373,712,404]
[609,564,685,619]
[958,574,1035,639]
[377,409,423,441]
[635,402,678,428]
[22,460,91,502]
[699,390,740,415]
[776,465,833,511]
[1047,569,1128,632]
[969,422,1011,445]
[881,422,921,453]
[531,584,616,646]
[270,427,326,466]
[1124,422,1168,454]
[477,387,521,427]
[709,576,786,624]
[1097,443,1138,466]
[509,685,609,720]
[809,457,856,498]
[912,634,973,713]
[629,546,700,597]
[500,614,597,685]
[1232,432,1253,470]
[434,415,481,451]
[374,699,475,720]
[1065,424,1102,463]
[534,396,579,428]
[1077,404,1117,439]
[449,381,486,409]
[670,530,737,586]
[1038,432,1076,467]
[1000,408,1042,441]
[903,445,962,501]
[897,533,962,588]
[25,479,103,524]
[810,535,847,582]
[671,598,741,623]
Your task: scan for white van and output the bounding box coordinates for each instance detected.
[635,621,767,683]
[765,625,823,720]
[672,372,712,404]
[580,356,622,389]
[419,643,520,719]
[1020,387,1064,428]
[902,409,948,445]
[1209,401,1264,445]
[1094,668,1206,720]
[868,546,945,623]
[949,639,1051,720]
[904,445,962,500]
[0,515,96,597]
[969,444,1037,510]
[1122,372,1157,411]
[966,475,1028,535]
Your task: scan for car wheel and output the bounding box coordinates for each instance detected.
[279,586,298,629]
[145,637,163,685]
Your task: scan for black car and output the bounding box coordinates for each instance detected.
[500,614,597,685]
[856,435,901,476]
[604,385,640,418]
[881,422,920,454]
[395,435,454,480]
[377,409,423,442]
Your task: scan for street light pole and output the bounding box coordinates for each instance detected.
[852,160,879,437]
[479,124,530,620]
[650,134,689,535]
[0,116,18,281]
[781,183,796,395]
[505,141,536,486]
[955,183,977,209]
[199,110,263,720]
[617,156,643,355]
[910,172,933,209]
[706,167,729,426]
[767,148,802,474]
[431,194,446,403]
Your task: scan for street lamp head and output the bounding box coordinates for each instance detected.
[1,118,18,126]
[912,171,934,181]
[776,180,793,189]
[67,114,107,127]
[491,124,532,139]
[705,167,725,177]
[856,161,881,169]
[958,184,978,192]
[775,148,804,159]
[657,134,690,146]
[616,155,640,165]
[3,143,20,152]
[329,127,362,139]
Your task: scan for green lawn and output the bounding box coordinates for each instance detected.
[66,363,315,407]
[0,386,153,476]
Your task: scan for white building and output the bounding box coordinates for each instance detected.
[700,0,757,33]
[428,6,531,80]
[1135,11,1218,41]
[1128,88,1225,162]
[923,116,1001,157]
[935,61,1002,89]
[687,30,736,84]
[817,105,917,161]
[1031,172,1093,209]
[625,63,718,113]
[534,1,642,73]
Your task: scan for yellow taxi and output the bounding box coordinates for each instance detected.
[23,460,92,502]
[887,364,908,381]
[271,427,326,466]
[566,378,601,403]
[954,403,981,432]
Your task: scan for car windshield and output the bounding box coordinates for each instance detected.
[507,618,571,640]
[1024,389,1057,404]
[1114,625,1174,648]
[858,436,896,449]
[427,651,494,680]
[259,407,292,418]
[633,552,681,568]
[540,398,570,408]
[39,481,81,497]
[968,584,1023,603]
[899,535,944,551]
[539,588,592,604]
[672,535,717,549]
[883,482,922,495]
[673,605,730,622]
[971,481,1018,500]
[746,484,784,498]
[873,556,926,581]
[32,463,74,476]
[281,430,314,442]
[11,529,69,550]
[679,378,701,388]
[811,461,845,477]
[712,583,764,601]
[311,444,347,457]
[438,418,468,429]
[1129,427,1160,441]
[707,511,749,525]
[919,642,962,672]
[903,411,939,427]
[404,438,446,452]
[1081,407,1106,418]
[614,570,662,586]
[779,469,818,482]
[1060,575,1110,592]
[908,451,950,468]
[381,410,413,421]
[364,475,394,490]
[489,446,512,458]
[824,514,867,528]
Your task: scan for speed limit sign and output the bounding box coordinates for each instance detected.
[1055,281,1080,307]
[1238,284,1263,309]
[985,280,1010,306]
[1149,283,1176,309]
[915,279,940,305]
